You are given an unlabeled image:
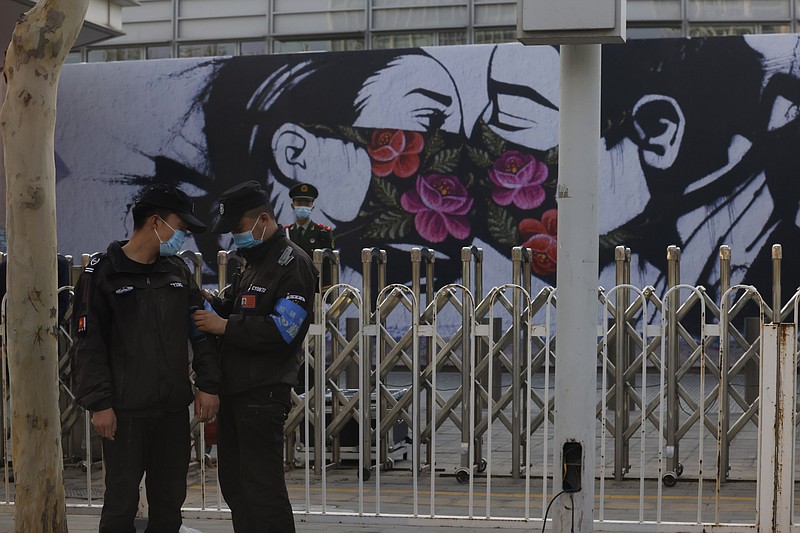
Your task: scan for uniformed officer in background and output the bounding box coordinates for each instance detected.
[284,183,334,288]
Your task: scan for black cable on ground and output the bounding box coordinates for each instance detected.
[540,489,575,533]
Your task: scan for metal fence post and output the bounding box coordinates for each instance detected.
[772,244,781,323]
[461,246,482,471]
[666,245,681,477]
[411,247,435,466]
[613,245,629,480]
[718,245,731,483]
[756,322,795,532]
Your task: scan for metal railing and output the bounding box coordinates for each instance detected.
[1,243,798,531]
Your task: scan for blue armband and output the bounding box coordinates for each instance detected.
[271,298,308,344]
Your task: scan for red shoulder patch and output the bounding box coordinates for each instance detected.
[284,224,294,230]
[316,223,332,231]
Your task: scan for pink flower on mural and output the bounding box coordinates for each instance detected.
[401,174,473,243]
[488,150,548,209]
[520,209,558,275]
[368,129,424,178]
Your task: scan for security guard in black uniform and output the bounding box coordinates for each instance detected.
[72,184,220,533]
[193,181,317,533]
[284,183,334,287]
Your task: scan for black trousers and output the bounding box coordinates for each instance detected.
[218,388,294,533]
[99,410,190,533]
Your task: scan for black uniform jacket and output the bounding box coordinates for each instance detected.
[212,232,317,395]
[72,241,220,415]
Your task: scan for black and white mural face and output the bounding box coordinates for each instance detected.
[48,35,800,302]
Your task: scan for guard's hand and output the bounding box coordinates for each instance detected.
[194,390,219,423]
[200,289,214,302]
[193,309,228,335]
[92,408,117,441]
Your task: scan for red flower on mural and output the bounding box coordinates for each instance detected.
[401,174,473,243]
[368,129,424,178]
[489,150,548,209]
[520,209,557,275]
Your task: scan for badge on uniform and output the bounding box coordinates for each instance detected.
[78,315,87,335]
[241,294,257,309]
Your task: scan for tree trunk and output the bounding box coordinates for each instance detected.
[0,1,89,532]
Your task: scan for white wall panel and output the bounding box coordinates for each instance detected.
[372,6,468,30]
[178,0,267,19]
[105,20,174,44]
[474,4,515,26]
[178,17,267,40]
[273,11,366,34]
[274,0,366,13]
[689,0,790,20]
[122,1,172,23]
[628,0,682,21]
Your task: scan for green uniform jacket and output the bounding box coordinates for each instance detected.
[285,221,334,286]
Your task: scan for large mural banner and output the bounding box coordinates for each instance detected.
[48,34,800,304]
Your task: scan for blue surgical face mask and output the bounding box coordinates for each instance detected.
[233,217,267,249]
[294,206,312,220]
[155,217,187,256]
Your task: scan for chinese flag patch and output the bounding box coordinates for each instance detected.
[78,315,87,334]
[241,294,257,309]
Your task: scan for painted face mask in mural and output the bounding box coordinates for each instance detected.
[323,122,559,277]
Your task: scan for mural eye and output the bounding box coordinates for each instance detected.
[415,108,447,131]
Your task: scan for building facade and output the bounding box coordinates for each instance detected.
[72,0,800,63]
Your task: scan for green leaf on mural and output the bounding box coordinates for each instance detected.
[545,147,559,166]
[466,145,494,169]
[464,172,475,189]
[339,126,369,146]
[424,147,461,173]
[422,131,446,168]
[481,122,507,158]
[487,201,519,245]
[363,209,414,240]
[372,178,401,208]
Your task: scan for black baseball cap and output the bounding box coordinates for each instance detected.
[134,184,207,233]
[211,181,270,234]
[289,182,319,200]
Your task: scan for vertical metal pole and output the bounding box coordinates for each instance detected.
[361,249,374,476]
[772,244,782,323]
[666,245,681,477]
[553,43,601,532]
[613,245,627,481]
[216,251,227,293]
[756,323,795,532]
[460,248,474,470]
[718,245,731,483]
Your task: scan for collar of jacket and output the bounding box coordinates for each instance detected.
[106,240,176,274]
[237,231,287,263]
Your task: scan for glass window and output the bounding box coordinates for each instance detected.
[273,37,364,53]
[474,27,517,44]
[438,30,467,46]
[147,45,172,59]
[241,40,266,55]
[65,51,83,64]
[760,24,791,34]
[87,47,143,63]
[626,26,684,39]
[689,24,756,37]
[373,32,435,49]
[178,42,236,58]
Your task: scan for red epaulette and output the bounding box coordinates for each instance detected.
[283,224,294,230]
[316,223,332,231]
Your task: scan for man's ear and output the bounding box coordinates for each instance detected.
[272,123,313,179]
[631,94,685,170]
